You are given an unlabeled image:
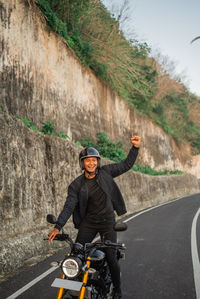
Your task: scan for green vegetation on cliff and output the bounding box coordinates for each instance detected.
[10,112,183,176]
[36,0,200,154]
[19,117,70,139]
[79,131,183,176]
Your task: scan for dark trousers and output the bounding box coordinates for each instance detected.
[75,219,121,291]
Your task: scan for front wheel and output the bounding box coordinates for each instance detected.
[90,286,108,299]
[62,290,78,299]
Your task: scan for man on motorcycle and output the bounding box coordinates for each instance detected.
[49,136,141,299]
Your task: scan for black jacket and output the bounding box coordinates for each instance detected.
[55,146,139,229]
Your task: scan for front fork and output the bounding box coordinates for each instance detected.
[56,273,65,299]
[78,260,91,299]
[56,260,91,299]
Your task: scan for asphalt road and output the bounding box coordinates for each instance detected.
[121,193,200,299]
[1,193,200,299]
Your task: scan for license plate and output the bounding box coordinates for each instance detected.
[51,278,83,291]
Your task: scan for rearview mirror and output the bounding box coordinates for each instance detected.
[46,214,57,224]
[114,222,127,232]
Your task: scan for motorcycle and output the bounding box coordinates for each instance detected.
[46,214,127,299]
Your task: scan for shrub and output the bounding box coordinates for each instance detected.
[41,120,55,135]
[59,131,70,139]
[20,117,70,140]
[132,163,183,176]
[80,131,126,162]
[21,118,38,131]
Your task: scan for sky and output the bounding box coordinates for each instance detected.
[101,0,200,96]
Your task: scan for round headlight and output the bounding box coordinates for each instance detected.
[62,257,82,278]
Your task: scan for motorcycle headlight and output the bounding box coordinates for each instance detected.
[62,257,82,278]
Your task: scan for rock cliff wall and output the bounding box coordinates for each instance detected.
[0,0,199,280]
[0,0,199,178]
[0,112,199,279]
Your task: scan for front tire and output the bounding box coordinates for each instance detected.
[62,290,78,299]
[90,286,107,299]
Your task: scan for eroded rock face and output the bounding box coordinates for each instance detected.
[0,113,80,240]
[0,0,199,178]
[0,112,199,279]
[0,112,80,279]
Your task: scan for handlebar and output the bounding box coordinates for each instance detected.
[54,234,70,241]
[104,240,126,249]
[85,240,126,251]
[44,233,126,251]
[44,233,72,243]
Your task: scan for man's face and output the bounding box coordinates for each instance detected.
[83,157,98,173]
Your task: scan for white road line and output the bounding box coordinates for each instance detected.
[191,207,200,299]
[6,266,58,299]
[123,196,183,223]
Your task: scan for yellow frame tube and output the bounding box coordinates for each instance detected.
[78,260,91,299]
[56,273,65,299]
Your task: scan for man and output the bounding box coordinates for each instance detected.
[49,135,141,298]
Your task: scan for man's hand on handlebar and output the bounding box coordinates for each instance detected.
[48,228,59,242]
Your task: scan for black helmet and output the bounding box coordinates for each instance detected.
[79,147,101,170]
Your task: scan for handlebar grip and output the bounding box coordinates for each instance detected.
[85,242,96,249]
[104,240,126,249]
[44,234,70,241]
[43,237,62,241]
[54,234,69,241]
